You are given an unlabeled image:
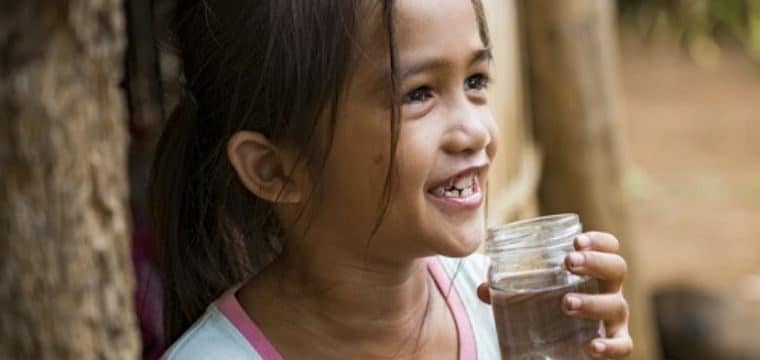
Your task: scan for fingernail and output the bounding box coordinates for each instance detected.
[575,234,591,248]
[592,340,606,353]
[565,295,581,310]
[568,252,584,267]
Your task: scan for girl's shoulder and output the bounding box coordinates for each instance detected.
[162,253,497,359]
[160,304,262,360]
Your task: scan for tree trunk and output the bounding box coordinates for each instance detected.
[0,0,139,358]
[517,1,657,359]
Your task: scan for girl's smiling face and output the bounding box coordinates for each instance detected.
[287,0,498,264]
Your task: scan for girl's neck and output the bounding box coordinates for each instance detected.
[238,246,456,358]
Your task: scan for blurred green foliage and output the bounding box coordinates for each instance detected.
[619,0,760,61]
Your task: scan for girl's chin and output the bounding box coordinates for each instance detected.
[433,227,485,258]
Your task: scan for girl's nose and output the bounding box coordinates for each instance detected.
[442,98,492,155]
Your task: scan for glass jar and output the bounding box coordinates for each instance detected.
[485,214,600,360]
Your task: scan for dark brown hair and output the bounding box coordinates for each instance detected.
[150,0,490,345]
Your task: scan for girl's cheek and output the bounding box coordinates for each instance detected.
[396,126,435,172]
[484,110,499,159]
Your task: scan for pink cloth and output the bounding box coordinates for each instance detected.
[216,289,283,360]
[426,257,477,359]
[215,257,477,359]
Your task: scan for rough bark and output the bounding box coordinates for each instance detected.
[517,1,657,359]
[0,0,139,358]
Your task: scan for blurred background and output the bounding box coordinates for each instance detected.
[620,0,760,358]
[1,0,758,359]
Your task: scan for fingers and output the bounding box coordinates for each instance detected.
[574,232,620,253]
[587,332,634,359]
[477,283,491,304]
[563,292,628,323]
[566,251,627,292]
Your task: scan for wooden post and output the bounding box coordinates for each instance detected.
[482,0,542,226]
[517,1,657,359]
[0,0,139,358]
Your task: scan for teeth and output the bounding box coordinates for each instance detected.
[430,173,478,198]
[454,175,474,189]
[432,186,476,199]
[444,190,460,198]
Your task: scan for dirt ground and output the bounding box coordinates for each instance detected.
[619,36,760,314]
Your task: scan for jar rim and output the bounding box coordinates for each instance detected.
[485,213,581,255]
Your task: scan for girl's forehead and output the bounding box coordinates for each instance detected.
[362,0,481,47]
[356,0,484,83]
[354,0,484,72]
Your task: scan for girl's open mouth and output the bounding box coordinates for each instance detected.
[426,170,483,210]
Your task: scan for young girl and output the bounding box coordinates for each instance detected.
[153,0,633,359]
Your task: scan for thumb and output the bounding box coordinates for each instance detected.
[477,283,491,304]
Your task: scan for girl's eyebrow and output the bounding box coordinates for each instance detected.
[400,47,492,80]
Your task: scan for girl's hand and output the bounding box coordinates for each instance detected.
[477,231,634,359]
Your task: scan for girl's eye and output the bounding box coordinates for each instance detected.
[403,86,433,104]
[465,74,490,91]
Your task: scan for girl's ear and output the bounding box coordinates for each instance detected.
[226,131,303,204]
